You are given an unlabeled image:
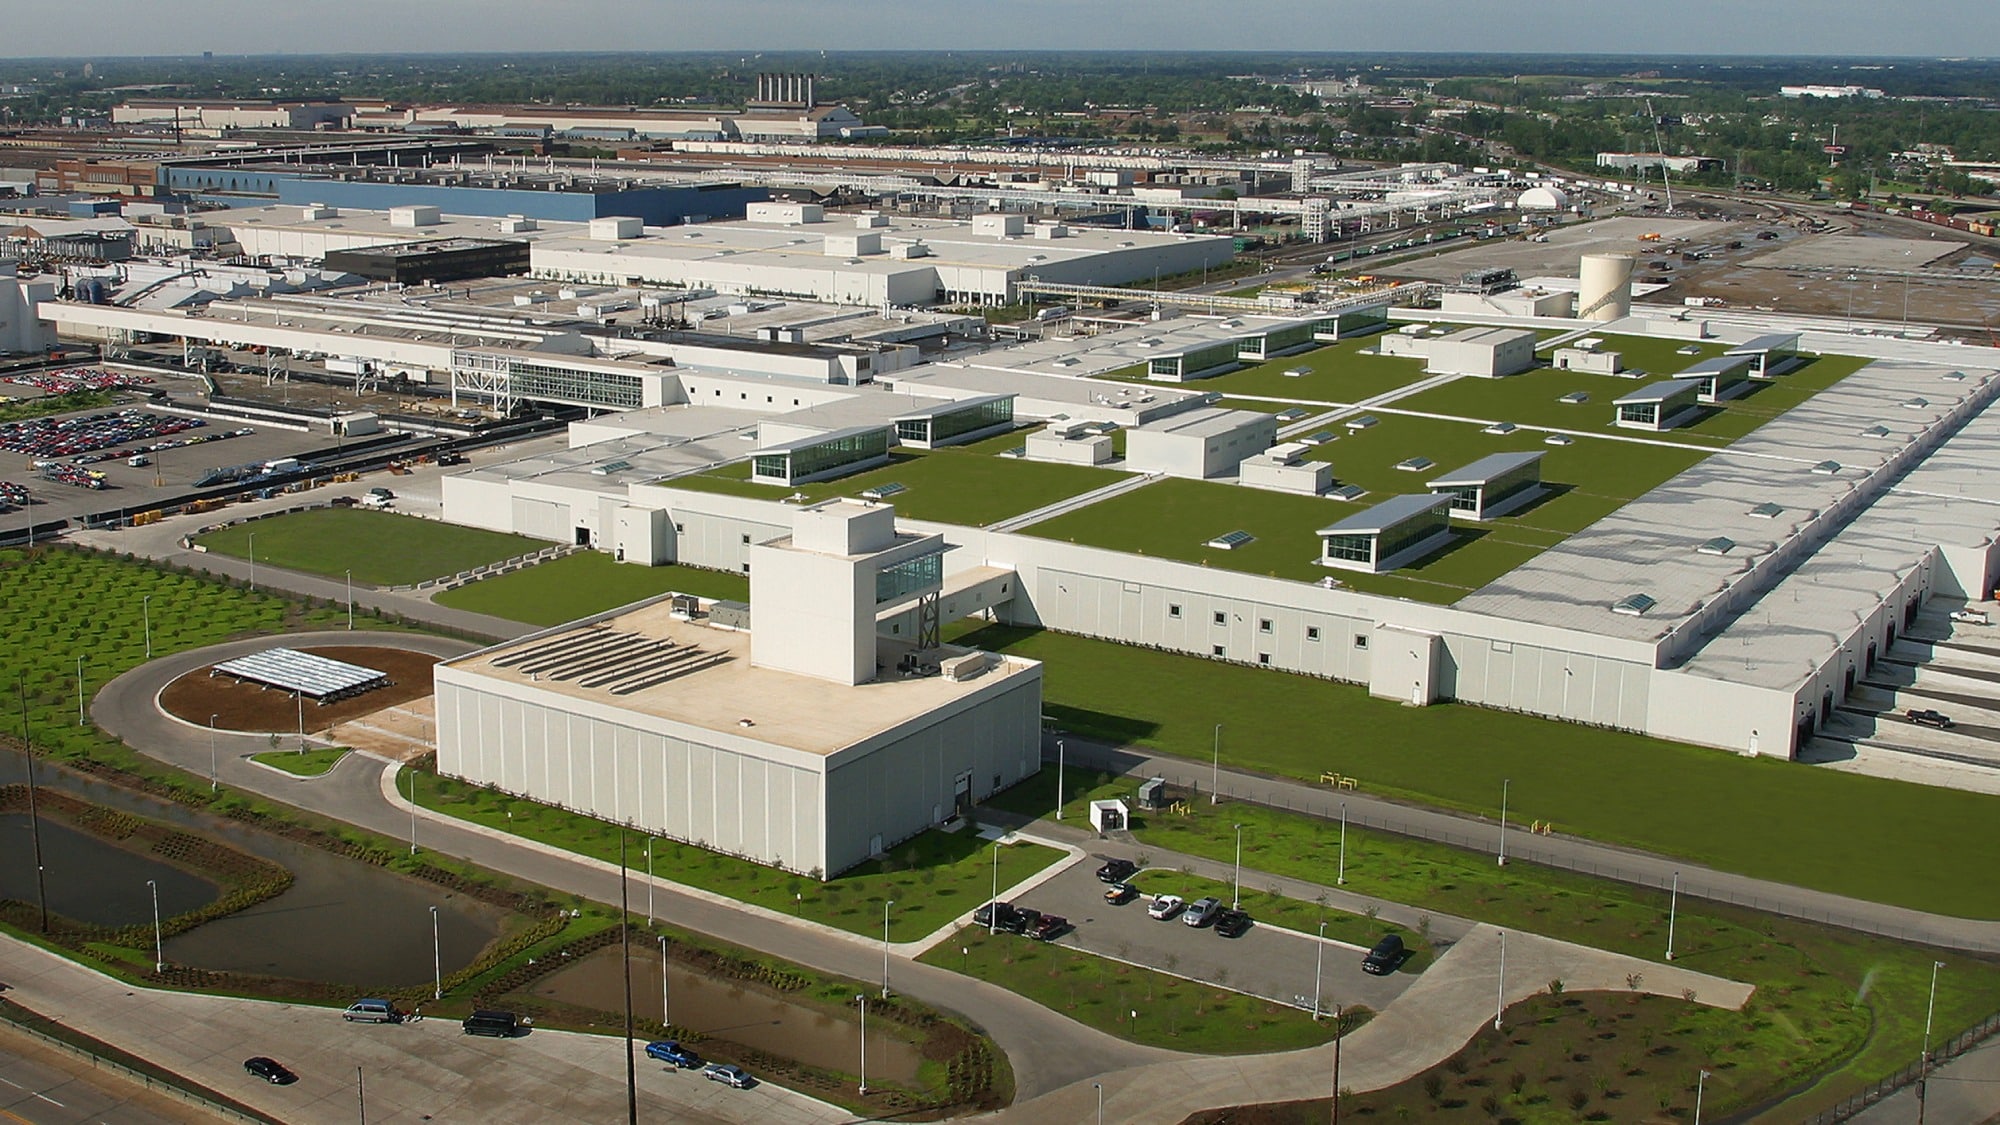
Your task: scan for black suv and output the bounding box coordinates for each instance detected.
[1095,858,1138,884]
[1361,934,1405,976]
[973,901,1019,930]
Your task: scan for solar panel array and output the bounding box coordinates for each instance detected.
[212,648,391,702]
[491,625,730,695]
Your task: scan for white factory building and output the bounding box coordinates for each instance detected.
[434,500,1042,877]
[530,203,1234,307]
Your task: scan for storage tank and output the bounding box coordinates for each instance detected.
[1577,253,1634,321]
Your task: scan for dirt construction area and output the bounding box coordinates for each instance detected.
[159,645,439,734]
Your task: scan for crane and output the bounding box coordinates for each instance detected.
[1646,99,1676,214]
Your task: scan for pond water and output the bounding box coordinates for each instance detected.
[0,751,503,988]
[526,946,925,1085]
[0,814,219,927]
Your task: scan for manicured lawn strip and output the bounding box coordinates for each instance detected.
[1165,336,1435,405]
[435,553,747,626]
[919,926,1346,1054]
[250,747,350,777]
[1543,333,1732,379]
[1138,869,1434,973]
[663,431,1126,527]
[1393,366,1729,443]
[1127,799,2000,1122]
[0,388,119,424]
[197,509,549,586]
[945,622,2000,919]
[408,768,1063,942]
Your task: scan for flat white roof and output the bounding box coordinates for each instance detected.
[750,423,887,456]
[1614,378,1704,405]
[1142,406,1270,440]
[1427,450,1544,489]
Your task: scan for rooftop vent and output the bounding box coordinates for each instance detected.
[1205,530,1255,550]
[590,460,633,475]
[1395,457,1436,472]
[1483,421,1518,435]
[1697,537,1736,556]
[1544,434,1574,446]
[1941,370,1966,382]
[1902,397,1931,409]
[1304,430,1337,445]
[1558,391,1589,404]
[1276,408,1308,422]
[1611,593,1657,616]
[1284,366,1311,378]
[1811,460,1841,475]
[1345,415,1379,431]
[1676,344,1703,355]
[1861,424,1891,438]
[1748,502,1784,519]
[1327,484,1367,501]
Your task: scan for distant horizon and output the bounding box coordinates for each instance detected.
[4,48,2000,63]
[6,1,1999,60]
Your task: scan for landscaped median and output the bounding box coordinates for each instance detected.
[997,772,2000,1122]
[249,746,350,777]
[406,763,1067,943]
[918,925,1353,1054]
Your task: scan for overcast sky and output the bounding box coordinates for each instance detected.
[6,1,1999,59]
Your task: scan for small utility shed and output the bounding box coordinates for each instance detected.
[1318,493,1455,573]
[1726,332,1803,377]
[1614,378,1704,431]
[1427,450,1547,520]
[1125,407,1277,479]
[1424,326,1538,378]
[1678,354,1756,403]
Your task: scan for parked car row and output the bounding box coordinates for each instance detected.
[972,899,1070,941]
[1098,857,1254,939]
[0,480,30,508]
[1,367,153,395]
[1,408,207,460]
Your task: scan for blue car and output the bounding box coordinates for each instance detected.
[645,1040,702,1068]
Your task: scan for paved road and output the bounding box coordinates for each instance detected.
[0,1027,206,1125]
[0,937,837,1125]
[1850,1036,2000,1125]
[1052,740,2000,954]
[90,632,1179,1103]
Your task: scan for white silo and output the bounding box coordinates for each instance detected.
[1577,253,1635,321]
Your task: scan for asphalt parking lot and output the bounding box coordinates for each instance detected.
[1010,855,1415,1016]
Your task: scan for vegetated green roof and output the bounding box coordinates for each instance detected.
[435,553,748,627]
[195,509,550,586]
[663,428,1127,527]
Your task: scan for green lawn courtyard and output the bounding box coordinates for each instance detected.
[946,621,2000,921]
[250,747,350,777]
[435,553,749,626]
[660,429,1126,527]
[197,509,549,587]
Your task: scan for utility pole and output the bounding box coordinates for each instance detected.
[19,681,48,932]
[620,831,637,1125]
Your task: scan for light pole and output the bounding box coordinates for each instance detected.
[146,879,162,972]
[1496,778,1509,866]
[75,656,84,725]
[407,767,418,855]
[248,531,255,591]
[430,905,442,1000]
[989,842,999,934]
[881,900,895,1000]
[297,691,306,754]
[1056,738,1066,819]
[1337,801,1347,885]
[1665,871,1680,961]
[345,569,354,630]
[1210,723,1222,804]
[1920,959,1945,1124]
[1313,920,1327,1019]
[1231,823,1244,910]
[142,594,152,659]
[659,935,670,1028]
[857,994,868,1096]
[208,713,219,793]
[1494,930,1507,1031]
[646,837,655,925]
[1332,1003,1345,1125]
[1095,1081,1104,1125]
[1694,1068,1710,1125]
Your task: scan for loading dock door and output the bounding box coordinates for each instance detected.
[954,771,973,819]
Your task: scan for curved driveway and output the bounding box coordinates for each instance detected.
[90,631,1179,1101]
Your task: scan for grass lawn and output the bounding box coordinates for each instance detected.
[0,388,118,424]
[1119,796,2000,1122]
[1393,351,1869,448]
[661,429,1126,527]
[1139,336,1437,407]
[197,509,549,586]
[409,767,1064,942]
[945,622,2000,920]
[1141,869,1435,973]
[250,747,350,777]
[435,553,748,626]
[918,926,1347,1054]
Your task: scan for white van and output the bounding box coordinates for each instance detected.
[361,493,393,509]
